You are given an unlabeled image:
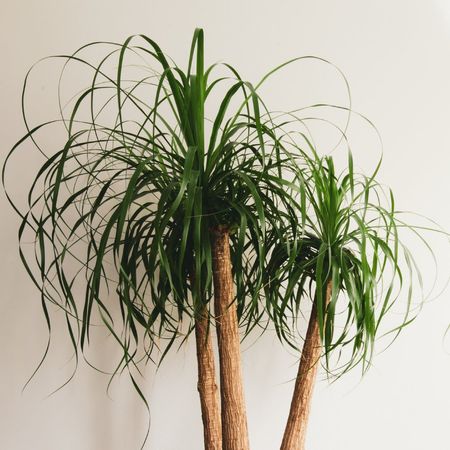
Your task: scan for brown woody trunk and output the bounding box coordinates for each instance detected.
[211,226,250,450]
[195,308,222,450]
[280,281,332,450]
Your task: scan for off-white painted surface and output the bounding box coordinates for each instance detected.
[1,1,450,449]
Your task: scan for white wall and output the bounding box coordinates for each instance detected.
[1,1,450,449]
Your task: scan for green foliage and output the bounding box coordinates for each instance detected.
[265,144,438,376]
[3,29,301,384]
[4,28,442,396]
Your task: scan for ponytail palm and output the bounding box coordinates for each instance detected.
[267,150,427,450]
[5,26,433,450]
[3,29,302,449]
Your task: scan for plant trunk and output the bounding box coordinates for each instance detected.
[195,307,222,450]
[211,225,250,450]
[280,280,332,450]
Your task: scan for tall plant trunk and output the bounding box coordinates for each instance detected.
[195,307,222,450]
[211,225,250,450]
[280,280,332,450]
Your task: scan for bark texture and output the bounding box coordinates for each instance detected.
[195,308,222,450]
[211,226,250,450]
[280,280,332,450]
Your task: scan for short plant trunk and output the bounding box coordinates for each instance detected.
[211,225,250,450]
[280,281,332,450]
[195,308,222,450]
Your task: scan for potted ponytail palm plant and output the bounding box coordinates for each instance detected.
[4,29,303,450]
[265,148,428,449]
[4,28,439,450]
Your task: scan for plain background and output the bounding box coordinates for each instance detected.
[1,1,450,449]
